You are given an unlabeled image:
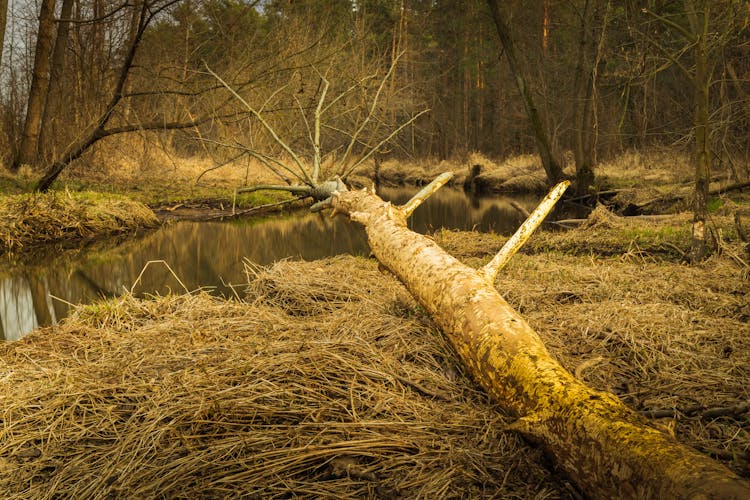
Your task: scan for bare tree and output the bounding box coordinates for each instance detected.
[572,0,610,196]
[34,0,180,190]
[0,0,7,71]
[38,0,74,159]
[33,0,259,191]
[208,55,428,211]
[486,0,564,186]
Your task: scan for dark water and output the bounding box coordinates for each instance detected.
[0,188,540,340]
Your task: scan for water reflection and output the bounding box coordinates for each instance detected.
[0,188,538,340]
[0,276,40,341]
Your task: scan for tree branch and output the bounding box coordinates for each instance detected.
[236,184,312,196]
[401,172,454,218]
[311,77,329,183]
[336,52,404,175]
[483,181,571,282]
[341,108,429,180]
[205,64,314,186]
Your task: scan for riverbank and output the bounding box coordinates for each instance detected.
[1,210,748,497]
[0,191,159,257]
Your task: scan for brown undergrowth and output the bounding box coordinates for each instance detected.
[0,191,159,255]
[1,213,748,497]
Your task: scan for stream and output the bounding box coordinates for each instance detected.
[0,188,543,340]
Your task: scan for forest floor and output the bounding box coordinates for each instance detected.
[0,149,749,496]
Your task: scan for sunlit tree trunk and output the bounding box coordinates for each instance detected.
[14,0,57,170]
[486,0,564,185]
[331,179,750,499]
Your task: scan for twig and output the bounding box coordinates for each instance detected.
[360,369,450,401]
[340,109,430,180]
[509,200,530,219]
[564,189,623,204]
[195,151,247,184]
[207,198,299,220]
[337,52,404,174]
[709,180,750,196]
[130,260,190,295]
[236,184,312,196]
[205,64,313,186]
[660,242,688,260]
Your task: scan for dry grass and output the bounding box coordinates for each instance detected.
[436,205,747,261]
[434,221,750,478]
[0,191,159,255]
[597,148,694,189]
[499,252,750,475]
[0,257,568,498]
[1,211,749,497]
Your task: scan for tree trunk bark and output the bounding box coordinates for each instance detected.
[331,183,750,499]
[572,0,603,197]
[0,0,8,71]
[689,2,711,263]
[39,0,74,160]
[486,0,564,185]
[14,0,57,169]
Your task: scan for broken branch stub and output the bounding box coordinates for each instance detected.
[483,180,569,282]
[401,172,454,218]
[331,175,750,499]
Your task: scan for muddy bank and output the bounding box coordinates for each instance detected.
[1,212,748,497]
[0,191,159,256]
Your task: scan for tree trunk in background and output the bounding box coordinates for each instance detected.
[121,0,144,123]
[0,0,8,71]
[332,185,750,499]
[573,0,594,196]
[39,0,74,160]
[688,0,711,263]
[572,0,609,196]
[13,0,57,170]
[486,0,564,185]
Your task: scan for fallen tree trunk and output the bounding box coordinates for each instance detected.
[331,176,750,499]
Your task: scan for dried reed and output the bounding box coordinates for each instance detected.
[0,256,567,498]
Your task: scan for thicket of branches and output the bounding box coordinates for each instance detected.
[0,0,748,182]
